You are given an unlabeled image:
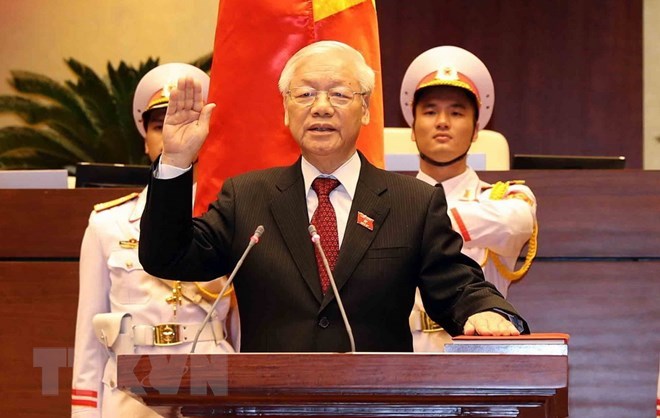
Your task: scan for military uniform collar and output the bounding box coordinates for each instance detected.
[417,167,481,201]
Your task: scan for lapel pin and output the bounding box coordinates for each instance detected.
[357,211,374,231]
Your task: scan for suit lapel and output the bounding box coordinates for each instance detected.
[320,157,390,310]
[270,161,324,303]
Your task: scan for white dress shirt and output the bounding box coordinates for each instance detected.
[301,152,360,247]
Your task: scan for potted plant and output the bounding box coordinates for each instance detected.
[0,54,211,171]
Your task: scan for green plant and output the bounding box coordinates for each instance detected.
[0,53,212,170]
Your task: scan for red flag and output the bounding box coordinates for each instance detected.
[194,0,384,215]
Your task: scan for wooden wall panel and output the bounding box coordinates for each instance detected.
[0,188,140,258]
[478,170,660,258]
[378,0,643,167]
[0,262,78,418]
[509,261,660,418]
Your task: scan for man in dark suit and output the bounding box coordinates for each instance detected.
[139,40,528,352]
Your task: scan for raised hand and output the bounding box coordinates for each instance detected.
[161,76,215,168]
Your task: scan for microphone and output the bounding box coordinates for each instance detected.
[308,224,356,352]
[191,225,265,353]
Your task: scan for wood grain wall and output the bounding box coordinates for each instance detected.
[479,170,660,418]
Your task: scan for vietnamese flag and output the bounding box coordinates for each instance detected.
[194,0,384,215]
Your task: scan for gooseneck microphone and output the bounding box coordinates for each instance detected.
[191,225,265,353]
[308,224,356,353]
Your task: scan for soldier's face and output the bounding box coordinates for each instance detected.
[144,109,166,162]
[412,86,478,164]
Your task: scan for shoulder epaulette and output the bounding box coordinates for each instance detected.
[93,192,140,213]
[483,180,528,200]
[482,179,526,191]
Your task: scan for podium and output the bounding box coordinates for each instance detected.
[117,350,568,418]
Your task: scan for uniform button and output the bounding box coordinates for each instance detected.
[126,261,133,268]
[318,317,330,328]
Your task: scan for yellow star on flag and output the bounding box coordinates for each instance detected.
[313,0,375,22]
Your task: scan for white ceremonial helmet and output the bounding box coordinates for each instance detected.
[400,46,494,130]
[132,63,210,137]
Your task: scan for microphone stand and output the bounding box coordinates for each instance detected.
[308,225,356,352]
[190,225,264,353]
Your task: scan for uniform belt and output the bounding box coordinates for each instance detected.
[411,311,444,333]
[131,323,217,346]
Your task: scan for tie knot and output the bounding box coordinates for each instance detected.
[312,177,340,197]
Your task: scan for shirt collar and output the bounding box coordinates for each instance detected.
[416,168,480,200]
[415,170,437,186]
[301,152,360,199]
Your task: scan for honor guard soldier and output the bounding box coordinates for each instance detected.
[401,46,538,351]
[71,63,239,418]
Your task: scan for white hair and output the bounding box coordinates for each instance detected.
[278,40,375,95]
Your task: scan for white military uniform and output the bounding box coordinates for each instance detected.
[71,189,239,418]
[409,167,537,351]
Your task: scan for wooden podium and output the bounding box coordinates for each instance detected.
[117,350,568,418]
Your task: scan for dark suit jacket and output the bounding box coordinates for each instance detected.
[140,153,527,352]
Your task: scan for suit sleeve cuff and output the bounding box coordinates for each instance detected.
[491,308,530,334]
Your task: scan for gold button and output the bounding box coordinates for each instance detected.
[126,261,133,268]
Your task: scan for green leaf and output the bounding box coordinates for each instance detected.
[64,58,117,138]
[189,53,213,73]
[8,70,96,134]
[0,52,211,169]
[0,126,94,162]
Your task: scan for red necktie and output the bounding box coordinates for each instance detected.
[311,177,341,294]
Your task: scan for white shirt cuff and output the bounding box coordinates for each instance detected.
[156,159,192,179]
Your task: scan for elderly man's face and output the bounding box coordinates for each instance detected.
[283,49,370,173]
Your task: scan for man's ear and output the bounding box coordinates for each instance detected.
[360,95,371,125]
[284,106,289,126]
[411,119,417,143]
[283,97,290,126]
[361,107,370,125]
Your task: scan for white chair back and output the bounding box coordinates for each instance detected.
[383,127,510,171]
[472,129,511,170]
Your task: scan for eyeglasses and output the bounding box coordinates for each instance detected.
[286,87,366,108]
